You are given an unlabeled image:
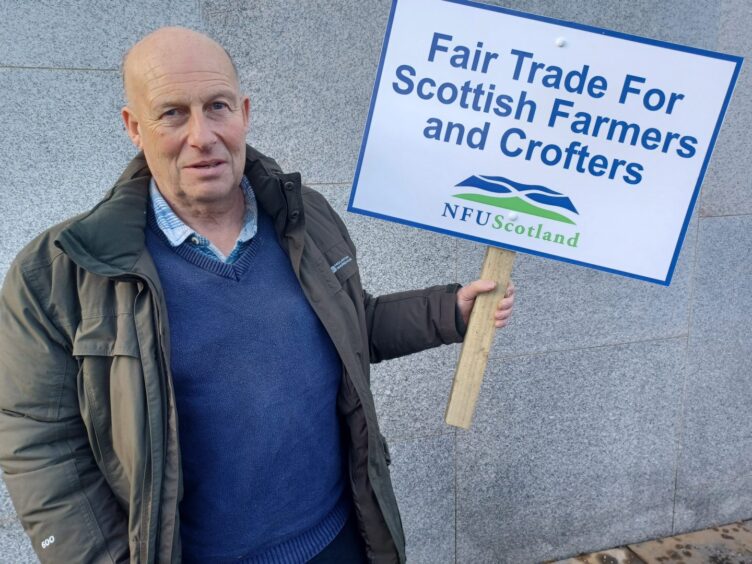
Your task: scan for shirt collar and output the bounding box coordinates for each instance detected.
[149,177,258,254]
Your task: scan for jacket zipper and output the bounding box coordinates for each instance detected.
[117,273,171,563]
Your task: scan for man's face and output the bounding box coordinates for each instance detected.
[122,36,250,208]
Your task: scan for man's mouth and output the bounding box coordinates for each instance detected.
[187,160,225,169]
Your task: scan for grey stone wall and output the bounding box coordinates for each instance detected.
[0,1,749,562]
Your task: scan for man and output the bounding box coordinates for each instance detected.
[0,28,514,563]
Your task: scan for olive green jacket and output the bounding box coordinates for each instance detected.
[0,146,464,563]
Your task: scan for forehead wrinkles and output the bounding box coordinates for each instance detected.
[143,70,239,105]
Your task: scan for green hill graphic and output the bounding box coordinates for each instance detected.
[453,193,576,225]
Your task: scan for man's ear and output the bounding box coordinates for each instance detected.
[121,106,142,149]
[241,96,250,132]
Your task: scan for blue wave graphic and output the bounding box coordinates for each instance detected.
[455,175,579,215]
[477,176,561,195]
[456,175,512,194]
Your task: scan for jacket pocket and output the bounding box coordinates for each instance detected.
[3,458,125,563]
[72,314,143,509]
[72,314,140,358]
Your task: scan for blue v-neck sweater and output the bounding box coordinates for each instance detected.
[146,209,348,563]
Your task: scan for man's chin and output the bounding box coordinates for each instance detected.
[180,177,241,205]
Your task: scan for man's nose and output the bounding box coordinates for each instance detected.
[186,111,216,149]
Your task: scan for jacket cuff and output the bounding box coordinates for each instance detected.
[442,283,466,343]
[454,298,468,338]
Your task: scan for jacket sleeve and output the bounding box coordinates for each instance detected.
[320,194,467,363]
[362,284,466,363]
[0,261,129,563]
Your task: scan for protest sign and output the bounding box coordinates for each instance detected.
[349,0,743,426]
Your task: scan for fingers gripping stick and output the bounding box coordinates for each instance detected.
[445,247,516,429]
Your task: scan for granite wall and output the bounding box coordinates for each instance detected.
[1,1,750,562]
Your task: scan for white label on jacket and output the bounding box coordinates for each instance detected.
[330,255,353,273]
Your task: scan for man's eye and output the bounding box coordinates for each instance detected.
[161,109,180,118]
[210,102,229,111]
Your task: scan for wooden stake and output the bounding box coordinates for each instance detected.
[445,246,516,429]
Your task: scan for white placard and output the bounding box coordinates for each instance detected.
[349,0,742,284]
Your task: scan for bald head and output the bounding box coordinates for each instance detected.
[122,27,239,106]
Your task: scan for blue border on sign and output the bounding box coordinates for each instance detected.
[348,0,744,286]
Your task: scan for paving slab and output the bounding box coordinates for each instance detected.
[629,522,752,564]
[388,435,455,564]
[456,339,684,563]
[674,215,752,532]
[699,0,752,217]
[0,0,202,69]
[0,68,133,281]
[0,521,35,564]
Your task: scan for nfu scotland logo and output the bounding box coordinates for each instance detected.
[442,175,581,248]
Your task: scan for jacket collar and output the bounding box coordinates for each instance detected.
[55,145,302,278]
